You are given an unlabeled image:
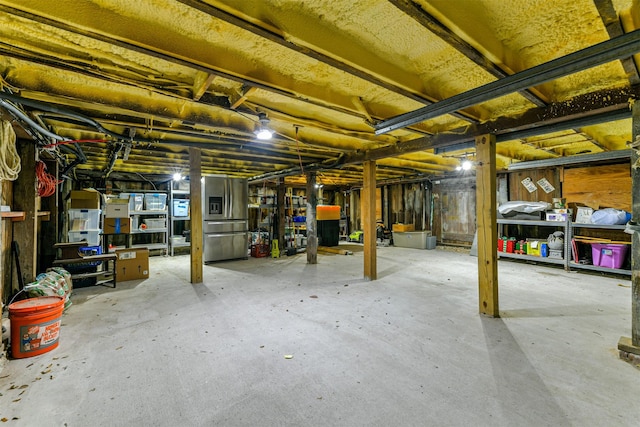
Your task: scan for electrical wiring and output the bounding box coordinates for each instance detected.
[0,120,21,181]
[0,99,65,142]
[43,139,109,148]
[36,160,61,197]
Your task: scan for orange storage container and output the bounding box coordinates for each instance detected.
[9,296,64,359]
[317,205,340,220]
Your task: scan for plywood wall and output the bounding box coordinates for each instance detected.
[563,163,631,211]
[507,168,562,202]
[1,180,13,304]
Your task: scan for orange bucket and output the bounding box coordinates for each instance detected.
[9,296,64,359]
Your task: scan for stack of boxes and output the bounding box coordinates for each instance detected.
[68,190,102,248]
[104,198,131,234]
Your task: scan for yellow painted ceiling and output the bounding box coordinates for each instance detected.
[0,0,638,186]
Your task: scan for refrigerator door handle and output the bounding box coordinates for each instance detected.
[224,178,229,218]
[228,179,233,218]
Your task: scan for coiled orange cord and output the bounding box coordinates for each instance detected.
[36,160,61,197]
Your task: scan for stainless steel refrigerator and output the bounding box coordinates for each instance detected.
[202,176,249,262]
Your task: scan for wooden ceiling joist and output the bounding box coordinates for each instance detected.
[375,29,640,134]
[594,0,640,85]
[389,0,548,107]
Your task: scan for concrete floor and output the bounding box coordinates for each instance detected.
[1,245,639,426]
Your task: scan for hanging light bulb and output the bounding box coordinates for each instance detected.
[254,112,273,140]
[172,172,183,181]
[462,160,472,170]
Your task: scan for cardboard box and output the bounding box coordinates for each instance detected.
[575,206,594,224]
[105,199,130,218]
[392,223,415,232]
[104,217,131,234]
[70,190,101,209]
[115,248,149,282]
[545,212,568,221]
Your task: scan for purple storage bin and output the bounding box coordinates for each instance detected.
[591,243,629,269]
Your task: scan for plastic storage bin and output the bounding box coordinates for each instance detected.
[120,193,144,212]
[68,209,101,230]
[78,245,103,267]
[393,231,431,249]
[68,230,101,246]
[591,243,629,269]
[143,218,167,229]
[173,200,189,217]
[144,193,167,210]
[317,205,341,220]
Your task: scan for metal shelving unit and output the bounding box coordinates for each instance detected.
[169,187,190,256]
[497,218,570,269]
[129,209,169,254]
[568,223,631,276]
[496,218,632,276]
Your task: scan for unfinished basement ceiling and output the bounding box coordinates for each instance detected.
[0,0,638,186]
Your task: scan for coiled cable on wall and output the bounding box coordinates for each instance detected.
[0,120,21,181]
[36,160,60,197]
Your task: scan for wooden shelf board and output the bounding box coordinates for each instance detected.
[1,211,26,221]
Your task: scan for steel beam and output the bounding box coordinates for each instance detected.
[251,85,640,181]
[506,149,632,170]
[376,29,640,134]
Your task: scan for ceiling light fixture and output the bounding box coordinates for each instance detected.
[254,112,273,140]
[173,172,183,181]
[461,160,472,171]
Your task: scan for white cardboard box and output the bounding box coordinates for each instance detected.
[105,200,131,218]
[545,212,568,221]
[575,207,594,223]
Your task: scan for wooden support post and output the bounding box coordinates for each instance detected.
[13,140,38,289]
[475,134,499,317]
[306,172,317,264]
[276,178,286,255]
[363,160,377,280]
[189,147,203,284]
[619,101,640,355]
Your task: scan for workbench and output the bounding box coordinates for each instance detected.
[53,242,117,288]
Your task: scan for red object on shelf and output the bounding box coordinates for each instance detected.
[498,238,516,253]
[505,240,515,253]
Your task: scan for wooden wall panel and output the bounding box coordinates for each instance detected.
[507,168,561,202]
[1,180,12,304]
[433,176,476,244]
[563,163,631,211]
